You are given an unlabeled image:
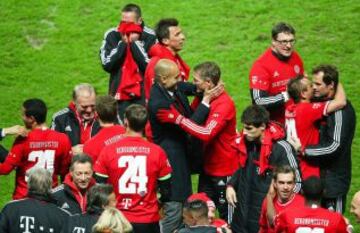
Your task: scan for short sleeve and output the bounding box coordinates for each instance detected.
[157,148,172,179]
[93,147,109,177]
[249,62,271,91]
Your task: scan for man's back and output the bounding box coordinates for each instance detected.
[83,125,126,162]
[275,206,347,233]
[94,136,172,223]
[0,197,70,233]
[2,128,71,199]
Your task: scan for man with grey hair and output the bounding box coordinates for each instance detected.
[52,83,101,155]
[0,167,70,233]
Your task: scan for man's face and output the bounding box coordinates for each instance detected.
[193,72,210,93]
[312,72,332,100]
[165,26,185,53]
[208,206,216,222]
[162,65,180,92]
[182,209,194,226]
[350,195,360,223]
[243,123,265,142]
[121,11,141,24]
[70,162,93,191]
[274,173,295,202]
[75,92,96,121]
[272,32,295,58]
[301,78,313,101]
[106,192,117,208]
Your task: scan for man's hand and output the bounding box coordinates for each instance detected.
[226,185,237,208]
[3,125,28,137]
[288,136,302,154]
[203,81,224,104]
[71,144,84,155]
[156,105,184,125]
[267,179,276,199]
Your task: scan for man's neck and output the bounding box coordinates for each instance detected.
[166,46,177,56]
[271,49,291,62]
[305,200,321,208]
[31,123,47,130]
[278,193,295,204]
[125,129,142,138]
[99,122,115,128]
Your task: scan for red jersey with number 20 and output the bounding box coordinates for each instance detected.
[274,205,347,233]
[0,128,72,199]
[94,136,172,223]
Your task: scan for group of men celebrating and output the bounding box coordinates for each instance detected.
[0,2,357,233]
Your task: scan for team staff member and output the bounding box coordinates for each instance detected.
[157,62,237,221]
[52,83,101,155]
[100,3,156,119]
[94,104,172,233]
[83,95,126,162]
[148,59,211,233]
[274,176,348,233]
[53,154,96,215]
[249,22,304,124]
[285,75,346,179]
[0,98,72,200]
[61,184,117,233]
[226,105,301,233]
[0,168,70,233]
[301,65,356,213]
[259,165,305,233]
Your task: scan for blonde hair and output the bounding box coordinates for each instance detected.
[92,208,133,233]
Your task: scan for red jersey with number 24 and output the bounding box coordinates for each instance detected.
[94,136,172,223]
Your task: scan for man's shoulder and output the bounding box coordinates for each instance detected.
[52,107,72,120]
[52,184,66,195]
[102,27,118,38]
[143,25,156,36]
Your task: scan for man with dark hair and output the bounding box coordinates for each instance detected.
[83,95,126,162]
[179,200,217,233]
[94,104,172,233]
[148,59,211,233]
[0,98,72,200]
[274,176,348,232]
[298,64,356,213]
[53,154,96,215]
[249,22,304,124]
[100,3,156,119]
[62,184,117,233]
[144,18,188,101]
[157,61,237,221]
[0,168,70,233]
[52,83,101,155]
[225,105,301,233]
[285,75,346,179]
[259,165,305,233]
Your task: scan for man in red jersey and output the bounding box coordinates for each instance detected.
[94,104,172,233]
[0,98,72,199]
[249,22,304,124]
[259,165,305,233]
[157,61,237,221]
[83,95,126,162]
[144,18,189,101]
[285,75,346,179]
[274,176,348,233]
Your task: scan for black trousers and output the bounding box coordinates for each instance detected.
[131,222,160,233]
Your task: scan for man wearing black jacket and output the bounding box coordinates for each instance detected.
[51,83,101,155]
[53,154,96,215]
[0,167,70,233]
[61,184,116,233]
[226,105,301,233]
[148,59,212,233]
[303,64,356,213]
[100,3,156,120]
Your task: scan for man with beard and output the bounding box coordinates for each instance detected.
[0,98,72,199]
[249,22,304,124]
[225,105,301,233]
[259,165,305,233]
[295,65,356,214]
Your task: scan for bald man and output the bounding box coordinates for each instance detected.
[148,59,211,233]
[351,191,360,223]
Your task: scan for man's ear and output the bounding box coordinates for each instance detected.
[260,123,266,131]
[162,38,170,46]
[136,17,143,25]
[329,81,335,91]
